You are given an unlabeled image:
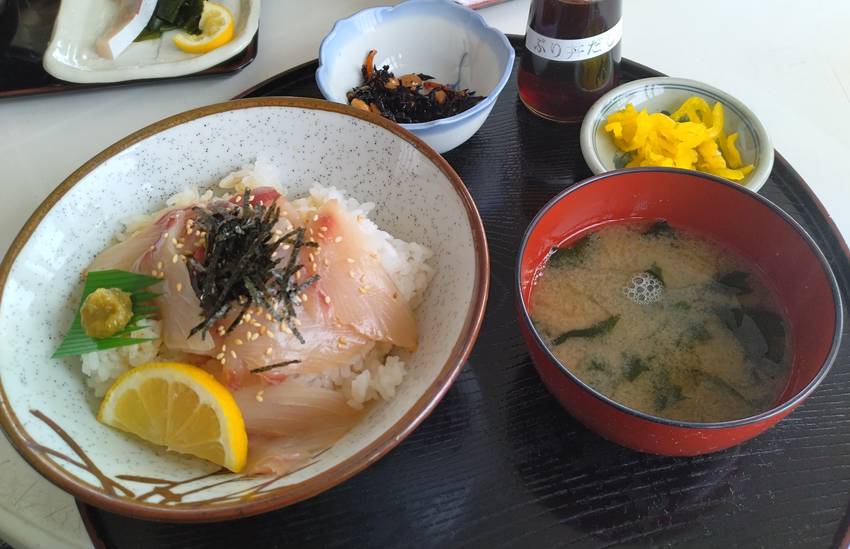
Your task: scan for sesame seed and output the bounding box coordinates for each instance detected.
[220,358,226,365]
[293,318,302,326]
[149,245,156,251]
[301,293,308,302]
[252,333,260,341]
[235,195,243,202]
[356,215,364,223]
[171,238,178,245]
[259,325,268,334]
[246,330,253,339]
[312,214,319,222]
[346,258,355,264]
[334,236,343,243]
[320,226,328,232]
[222,344,227,351]
[230,350,237,359]
[157,261,163,269]
[248,194,255,202]
[323,259,330,266]
[282,244,291,250]
[151,270,158,276]
[265,347,273,356]
[309,253,315,262]
[349,271,356,278]
[176,282,183,292]
[176,243,184,249]
[338,336,347,344]
[172,254,179,263]
[162,232,169,238]
[324,295,331,304]
[255,391,264,403]
[216,352,225,360]
[359,286,367,294]
[235,338,244,345]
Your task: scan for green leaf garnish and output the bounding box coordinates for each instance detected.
[52,270,162,358]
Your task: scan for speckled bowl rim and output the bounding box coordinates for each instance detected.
[579,77,775,193]
[0,97,490,522]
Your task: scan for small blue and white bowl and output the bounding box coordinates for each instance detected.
[580,77,774,192]
[316,0,514,154]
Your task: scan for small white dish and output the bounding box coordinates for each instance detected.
[580,77,774,192]
[316,0,514,154]
[0,97,488,521]
[43,0,260,84]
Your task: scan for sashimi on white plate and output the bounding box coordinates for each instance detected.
[43,0,260,83]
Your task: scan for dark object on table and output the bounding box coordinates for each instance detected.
[0,0,258,99]
[518,0,622,122]
[346,50,486,124]
[78,36,850,548]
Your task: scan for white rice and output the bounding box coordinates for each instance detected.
[81,161,433,409]
[81,321,162,396]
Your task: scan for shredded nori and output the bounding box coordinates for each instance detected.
[552,315,620,345]
[250,360,302,374]
[187,191,319,342]
[346,50,486,124]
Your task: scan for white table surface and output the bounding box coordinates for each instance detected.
[1,1,848,547]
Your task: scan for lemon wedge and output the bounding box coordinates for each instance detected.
[173,2,234,54]
[97,362,248,472]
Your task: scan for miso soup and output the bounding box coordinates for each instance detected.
[530,220,791,422]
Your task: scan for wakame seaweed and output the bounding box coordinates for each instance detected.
[715,270,752,295]
[623,354,651,381]
[346,50,486,124]
[187,191,319,342]
[652,370,684,411]
[135,0,204,42]
[643,220,676,238]
[646,263,664,285]
[549,235,592,268]
[552,315,619,345]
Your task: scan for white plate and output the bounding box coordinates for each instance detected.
[43,0,260,84]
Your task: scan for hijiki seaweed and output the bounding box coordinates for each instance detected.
[187,191,319,343]
[346,49,486,124]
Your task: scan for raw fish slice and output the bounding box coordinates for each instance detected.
[245,432,347,476]
[215,297,375,387]
[232,381,363,475]
[131,209,213,354]
[87,219,163,273]
[96,0,159,60]
[308,200,418,349]
[232,379,361,436]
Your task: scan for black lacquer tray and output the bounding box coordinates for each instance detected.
[0,0,257,99]
[78,37,850,548]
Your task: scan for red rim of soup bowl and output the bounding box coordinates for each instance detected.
[515,168,844,456]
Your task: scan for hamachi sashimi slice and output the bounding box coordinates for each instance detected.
[231,380,363,475]
[307,200,418,350]
[87,207,213,354]
[216,298,376,387]
[95,0,159,60]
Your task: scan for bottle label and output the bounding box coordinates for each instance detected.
[525,19,622,62]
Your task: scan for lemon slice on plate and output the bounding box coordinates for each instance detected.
[173,2,235,54]
[97,362,248,472]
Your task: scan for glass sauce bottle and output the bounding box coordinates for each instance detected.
[518,0,623,123]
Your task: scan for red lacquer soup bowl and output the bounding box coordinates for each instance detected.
[516,168,843,456]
